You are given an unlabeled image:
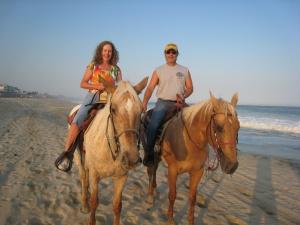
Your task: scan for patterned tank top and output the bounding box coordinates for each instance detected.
[87,63,119,103]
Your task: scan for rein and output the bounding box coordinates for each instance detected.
[105,103,140,161]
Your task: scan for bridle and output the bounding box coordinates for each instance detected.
[206,112,239,170]
[208,112,239,150]
[105,102,140,161]
[181,110,238,171]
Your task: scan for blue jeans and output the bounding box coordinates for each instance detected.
[73,92,99,127]
[146,99,176,155]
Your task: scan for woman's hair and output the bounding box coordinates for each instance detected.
[92,41,119,66]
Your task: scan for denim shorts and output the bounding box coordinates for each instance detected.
[72,92,99,126]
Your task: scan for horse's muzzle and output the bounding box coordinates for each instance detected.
[221,161,238,174]
[228,161,238,174]
[128,156,142,168]
[220,153,239,174]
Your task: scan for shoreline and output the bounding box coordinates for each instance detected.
[0,98,299,225]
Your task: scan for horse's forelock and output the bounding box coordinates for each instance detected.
[112,81,142,112]
[215,99,237,120]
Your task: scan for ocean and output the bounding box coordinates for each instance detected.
[237,105,300,160]
[148,102,300,160]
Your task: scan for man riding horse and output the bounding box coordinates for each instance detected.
[142,43,194,166]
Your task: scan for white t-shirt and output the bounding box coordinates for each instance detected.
[155,64,189,101]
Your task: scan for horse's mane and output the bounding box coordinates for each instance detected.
[182,98,237,126]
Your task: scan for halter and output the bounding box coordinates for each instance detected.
[105,101,140,161]
[206,112,239,170]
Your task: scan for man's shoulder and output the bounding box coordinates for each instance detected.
[176,64,189,71]
[155,64,167,71]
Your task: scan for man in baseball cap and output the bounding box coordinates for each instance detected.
[142,43,194,166]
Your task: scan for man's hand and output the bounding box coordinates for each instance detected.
[176,94,184,104]
[142,102,148,112]
[175,94,185,109]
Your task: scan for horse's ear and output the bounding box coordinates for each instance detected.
[133,77,149,95]
[210,91,219,109]
[231,93,239,107]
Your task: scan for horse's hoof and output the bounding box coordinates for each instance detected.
[80,207,90,214]
[145,195,154,205]
[167,218,175,225]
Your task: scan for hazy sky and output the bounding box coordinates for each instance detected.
[0,0,299,106]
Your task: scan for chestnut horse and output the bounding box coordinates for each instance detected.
[73,78,148,225]
[144,93,240,225]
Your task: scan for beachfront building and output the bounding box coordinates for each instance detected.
[0,84,22,97]
[0,84,4,92]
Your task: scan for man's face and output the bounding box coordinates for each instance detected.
[165,49,178,64]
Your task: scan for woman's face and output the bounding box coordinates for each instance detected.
[102,44,113,63]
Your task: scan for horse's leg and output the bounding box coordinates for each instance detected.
[73,151,90,213]
[167,166,178,225]
[112,175,128,225]
[80,167,89,213]
[88,171,99,225]
[188,169,204,225]
[146,163,158,204]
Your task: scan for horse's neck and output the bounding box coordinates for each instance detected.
[180,101,213,149]
[86,103,111,137]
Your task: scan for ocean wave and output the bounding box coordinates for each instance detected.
[239,116,300,134]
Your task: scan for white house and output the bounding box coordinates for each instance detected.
[0,84,5,92]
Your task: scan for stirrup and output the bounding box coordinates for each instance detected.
[55,131,82,172]
[55,150,74,172]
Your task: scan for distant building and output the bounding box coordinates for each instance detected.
[0,84,22,97]
[0,83,49,98]
[0,84,4,92]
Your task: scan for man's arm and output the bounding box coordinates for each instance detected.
[184,71,193,98]
[142,71,159,112]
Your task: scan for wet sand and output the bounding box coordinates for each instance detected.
[0,98,299,225]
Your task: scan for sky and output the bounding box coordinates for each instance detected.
[0,0,299,106]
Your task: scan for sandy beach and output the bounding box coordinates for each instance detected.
[0,97,299,225]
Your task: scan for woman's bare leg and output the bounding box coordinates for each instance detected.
[65,123,80,150]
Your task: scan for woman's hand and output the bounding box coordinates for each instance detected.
[94,83,105,91]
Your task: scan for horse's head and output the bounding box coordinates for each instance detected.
[109,77,148,168]
[209,92,240,174]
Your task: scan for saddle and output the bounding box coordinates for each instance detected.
[140,98,188,153]
[55,103,105,172]
[67,103,105,130]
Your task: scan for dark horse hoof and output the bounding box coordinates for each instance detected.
[143,154,154,167]
[54,151,74,172]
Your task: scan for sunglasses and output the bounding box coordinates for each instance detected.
[165,50,178,55]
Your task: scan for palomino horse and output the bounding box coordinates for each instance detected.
[73,78,148,225]
[144,93,240,225]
